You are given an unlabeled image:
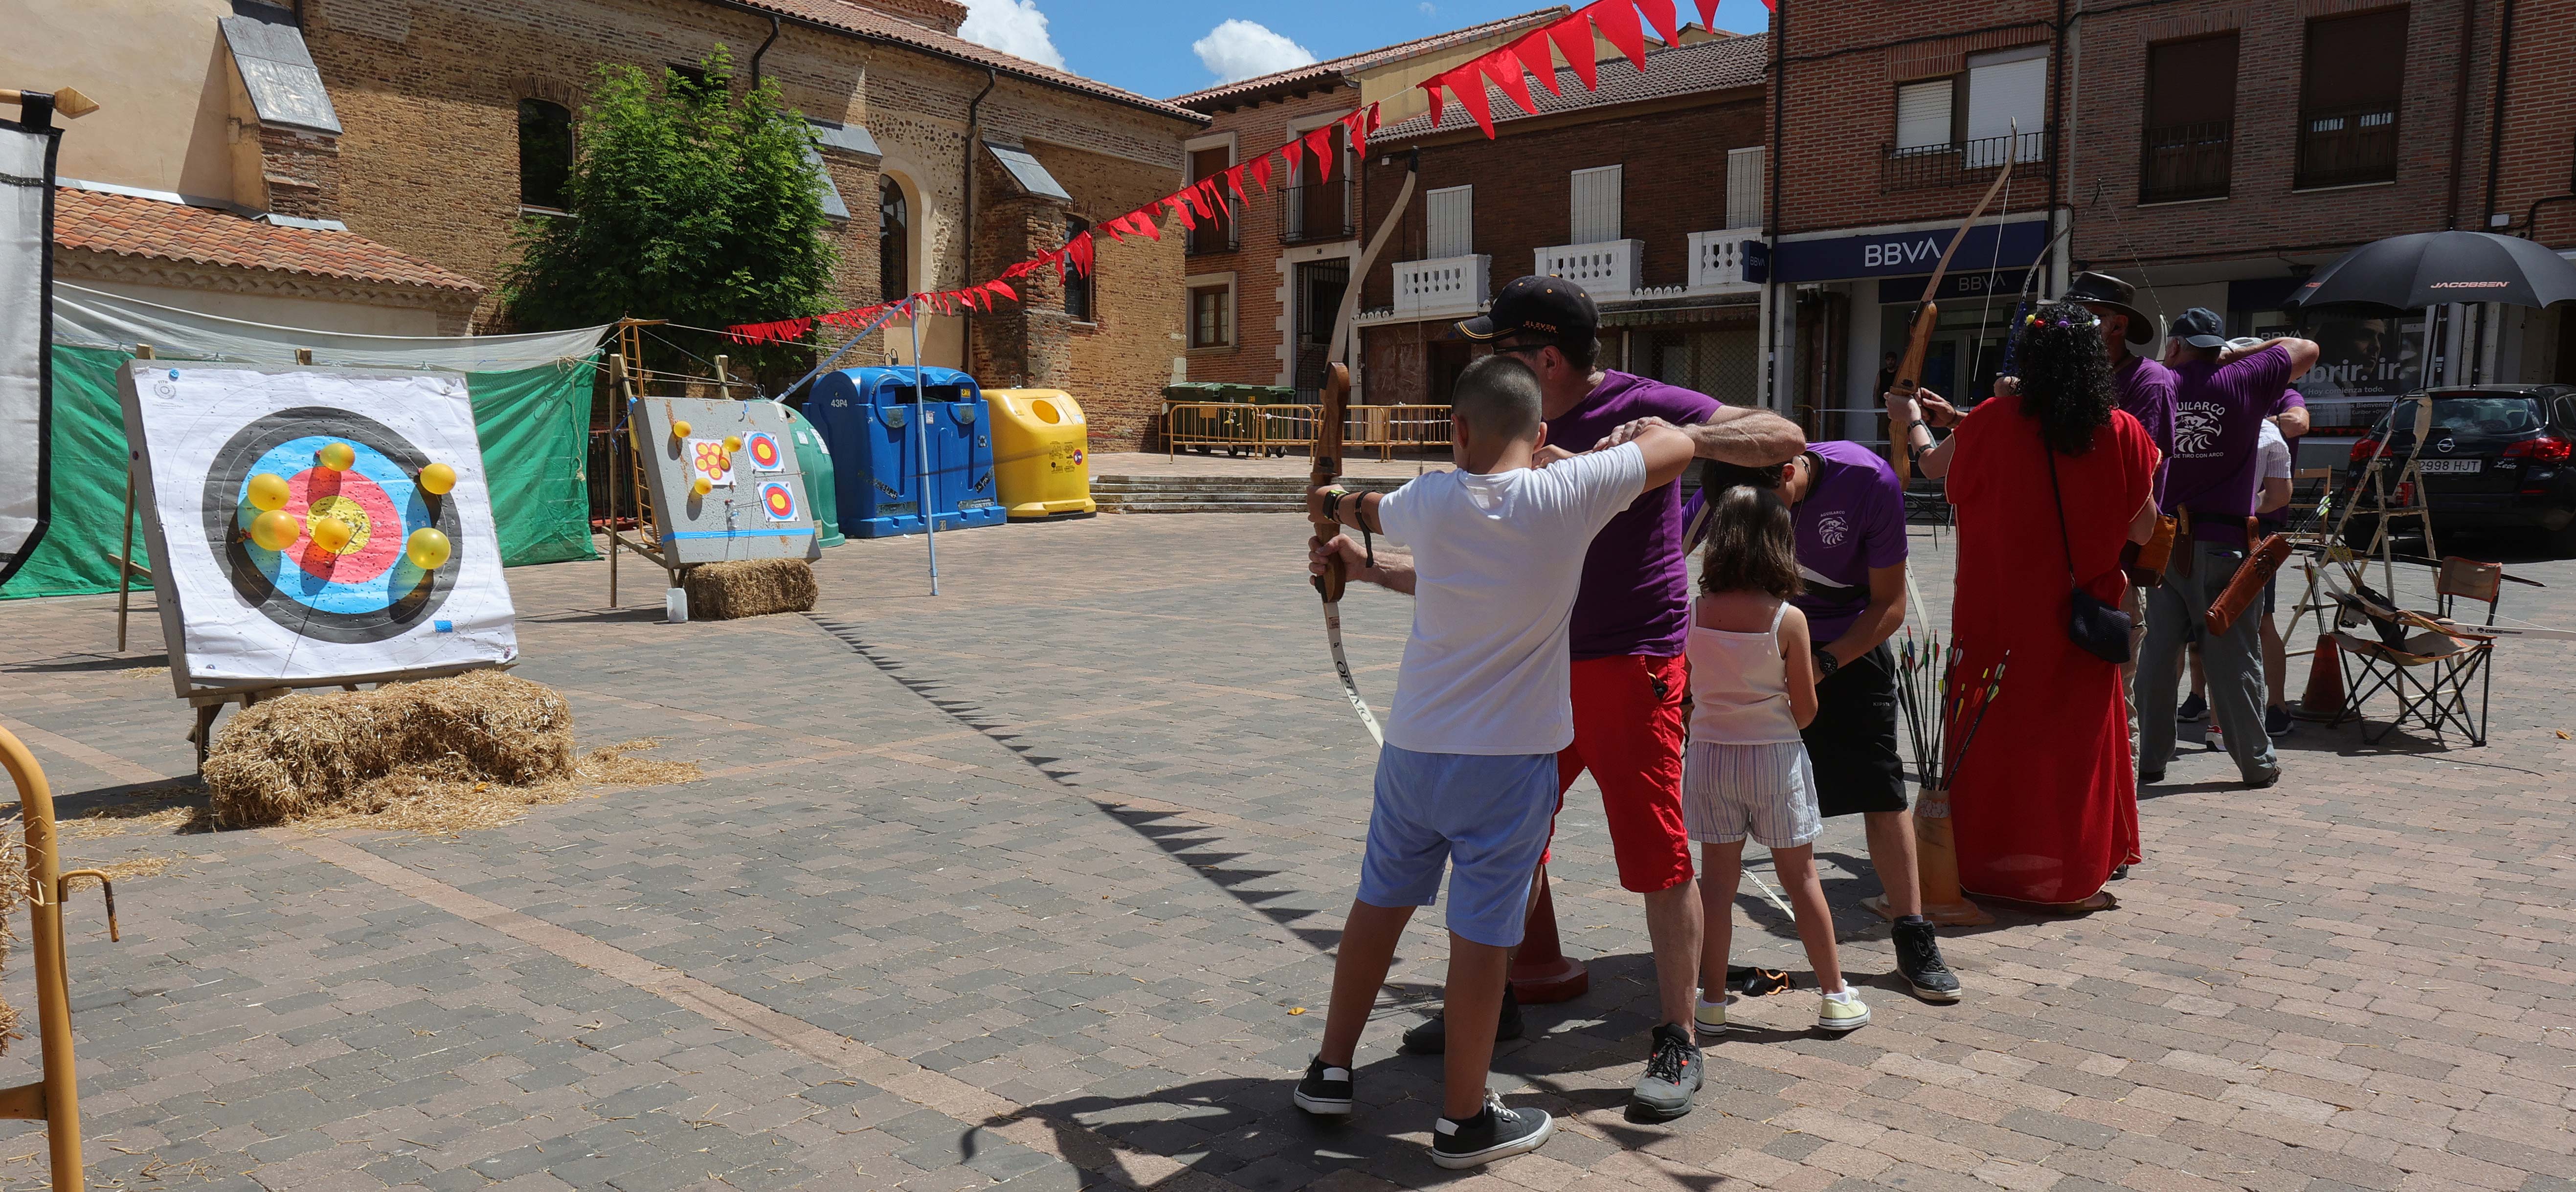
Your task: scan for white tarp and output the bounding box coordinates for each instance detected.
[55,283,609,372]
[0,120,55,586]
[122,361,518,689]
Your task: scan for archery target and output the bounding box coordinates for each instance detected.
[745,431,784,472]
[687,438,734,487]
[121,363,516,689]
[759,480,797,522]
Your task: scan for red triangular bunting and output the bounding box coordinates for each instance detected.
[1695,0,1721,28]
[1549,12,1600,90]
[1594,0,1648,71]
[1066,232,1095,277]
[1223,164,1248,206]
[1513,29,1561,94]
[1420,79,1446,127]
[1128,207,1164,240]
[1166,193,1197,231]
[1480,47,1536,115]
[1441,62,1496,138]
[1302,127,1336,183]
[1248,152,1274,193]
[1636,0,1679,46]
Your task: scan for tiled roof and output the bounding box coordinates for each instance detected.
[1170,8,1571,109]
[1373,32,1769,141]
[53,187,483,294]
[740,0,1206,123]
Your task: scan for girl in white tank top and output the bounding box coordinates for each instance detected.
[1681,484,1869,1036]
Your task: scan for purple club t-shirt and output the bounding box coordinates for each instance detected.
[1788,441,1908,643]
[1546,371,1720,660]
[2165,345,2295,542]
[2115,353,2177,501]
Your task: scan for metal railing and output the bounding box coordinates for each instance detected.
[1882,131,2052,192]
[1186,216,1238,256]
[2296,105,2398,189]
[1282,182,1354,243]
[1163,401,1454,460]
[2140,120,2232,202]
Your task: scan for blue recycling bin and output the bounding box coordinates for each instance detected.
[809,367,1004,538]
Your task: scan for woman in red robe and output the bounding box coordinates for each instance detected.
[1889,304,2161,911]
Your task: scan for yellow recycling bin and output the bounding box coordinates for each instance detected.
[985,389,1097,520]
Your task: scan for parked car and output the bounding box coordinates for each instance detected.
[2338,384,2576,552]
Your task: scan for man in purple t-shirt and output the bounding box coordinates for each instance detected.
[2136,309,2318,789]
[2065,272,2174,799]
[1698,441,1961,1005]
[1319,276,1801,1120]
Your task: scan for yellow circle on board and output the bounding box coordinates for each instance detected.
[405,528,451,569]
[249,509,300,551]
[305,494,372,554]
[318,442,356,472]
[419,462,457,495]
[246,472,291,512]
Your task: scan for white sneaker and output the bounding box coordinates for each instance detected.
[1694,996,1729,1037]
[1817,988,1870,1033]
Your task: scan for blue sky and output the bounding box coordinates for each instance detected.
[954,0,1777,103]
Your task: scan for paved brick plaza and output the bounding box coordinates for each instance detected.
[0,513,2570,1192]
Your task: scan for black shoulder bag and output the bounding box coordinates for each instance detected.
[2045,435,2135,664]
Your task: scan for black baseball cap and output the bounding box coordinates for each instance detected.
[1457,275,1599,348]
[2170,307,2228,349]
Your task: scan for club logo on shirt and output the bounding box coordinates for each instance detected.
[2174,401,2225,457]
[1815,511,1850,547]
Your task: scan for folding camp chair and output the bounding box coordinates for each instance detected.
[2328,557,2503,747]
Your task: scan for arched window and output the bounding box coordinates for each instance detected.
[879,178,909,303]
[517,99,573,210]
[1064,215,1095,323]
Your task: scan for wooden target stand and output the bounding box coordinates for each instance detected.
[105,347,509,768]
[598,322,762,611]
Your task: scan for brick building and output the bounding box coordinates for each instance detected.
[1355,34,1771,408]
[10,0,1209,447]
[1169,10,1568,405]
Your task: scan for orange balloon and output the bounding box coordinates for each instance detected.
[249,509,299,551]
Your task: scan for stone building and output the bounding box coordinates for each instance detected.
[10,0,1209,446]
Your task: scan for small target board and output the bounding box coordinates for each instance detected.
[119,361,517,693]
[631,397,817,565]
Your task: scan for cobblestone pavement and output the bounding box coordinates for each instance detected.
[0,514,2570,1192]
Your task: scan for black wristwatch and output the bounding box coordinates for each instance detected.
[1813,646,1840,681]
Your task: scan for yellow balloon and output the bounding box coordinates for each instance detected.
[310,516,354,554]
[691,476,712,497]
[419,462,457,496]
[404,528,452,570]
[723,435,743,452]
[246,472,291,512]
[250,509,300,551]
[671,419,693,439]
[318,442,356,472]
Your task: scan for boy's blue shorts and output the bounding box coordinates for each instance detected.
[1357,745,1560,948]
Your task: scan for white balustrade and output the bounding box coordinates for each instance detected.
[1687,228,1764,293]
[1391,254,1491,318]
[1533,240,1643,298]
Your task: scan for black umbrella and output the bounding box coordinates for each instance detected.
[2287,230,2576,310]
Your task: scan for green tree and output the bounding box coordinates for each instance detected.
[504,47,837,384]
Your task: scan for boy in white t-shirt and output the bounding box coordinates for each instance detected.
[1291,355,1694,1168]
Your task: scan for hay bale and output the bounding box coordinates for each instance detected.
[684,558,817,620]
[202,670,573,829]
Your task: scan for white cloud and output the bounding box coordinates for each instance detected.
[958,0,1067,70]
[1192,20,1319,85]
[1418,2,1436,14]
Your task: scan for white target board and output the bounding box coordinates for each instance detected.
[0,116,57,586]
[120,361,519,693]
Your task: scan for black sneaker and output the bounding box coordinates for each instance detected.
[2177,693,2207,721]
[1292,1056,1353,1116]
[1892,916,1961,1003]
[1431,1093,1554,1169]
[1628,1023,1702,1120]
[2266,705,2292,737]
[1400,983,1523,1055]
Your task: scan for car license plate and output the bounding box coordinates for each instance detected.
[2417,459,2480,474]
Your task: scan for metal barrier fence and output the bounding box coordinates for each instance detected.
[1162,402,1453,461]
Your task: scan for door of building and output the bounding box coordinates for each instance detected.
[1293,260,1351,400]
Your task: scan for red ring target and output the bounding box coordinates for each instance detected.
[760,481,798,522]
[746,432,784,471]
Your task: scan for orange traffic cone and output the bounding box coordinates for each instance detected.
[1508,865,1589,1004]
[2290,634,2345,722]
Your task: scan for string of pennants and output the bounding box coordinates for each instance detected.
[727,0,1771,346]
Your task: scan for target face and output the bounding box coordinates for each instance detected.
[745,432,784,472]
[688,439,734,487]
[760,480,798,522]
[202,408,463,644]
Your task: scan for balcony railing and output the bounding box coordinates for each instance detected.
[1392,254,1490,318]
[2140,120,2233,202]
[1535,239,1643,299]
[2296,105,2397,189]
[1186,215,1238,256]
[1282,182,1353,244]
[1882,131,2052,192]
[1686,229,1764,292]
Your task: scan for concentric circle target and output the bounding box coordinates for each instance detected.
[201,407,464,643]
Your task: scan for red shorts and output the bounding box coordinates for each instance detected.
[1548,653,1694,894]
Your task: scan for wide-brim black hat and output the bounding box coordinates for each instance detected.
[2062,271,2156,345]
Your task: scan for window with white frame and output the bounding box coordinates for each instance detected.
[1187,275,1234,348]
[1425,185,1473,258]
[1569,165,1621,243]
[1725,147,1763,230]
